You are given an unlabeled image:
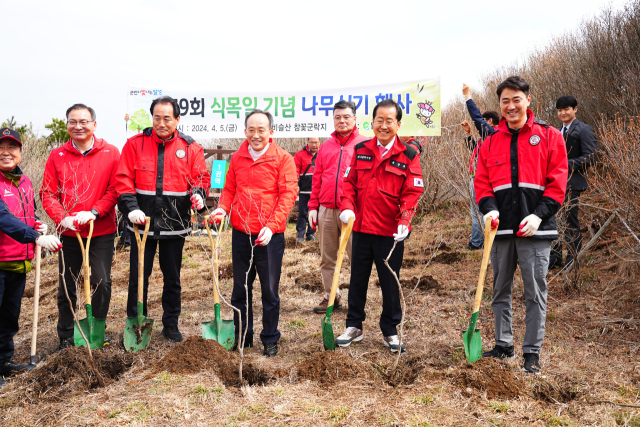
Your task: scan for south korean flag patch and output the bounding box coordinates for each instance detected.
[414,177,424,188]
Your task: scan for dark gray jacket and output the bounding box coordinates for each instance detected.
[561,119,597,191]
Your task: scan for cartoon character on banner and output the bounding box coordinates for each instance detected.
[416,101,435,126]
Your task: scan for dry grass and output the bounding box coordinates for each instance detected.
[0,203,638,426]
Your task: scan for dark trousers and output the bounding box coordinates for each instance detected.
[57,233,114,339]
[296,193,315,239]
[346,231,404,336]
[231,228,284,344]
[550,189,582,267]
[0,270,26,364]
[127,237,185,328]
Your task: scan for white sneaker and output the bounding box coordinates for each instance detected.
[383,335,407,353]
[335,327,363,348]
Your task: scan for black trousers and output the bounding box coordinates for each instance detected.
[57,233,114,339]
[231,228,284,344]
[296,193,315,239]
[550,189,582,267]
[346,231,404,336]
[127,237,185,328]
[0,270,26,364]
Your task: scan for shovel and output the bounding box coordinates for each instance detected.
[74,220,106,349]
[26,244,42,370]
[323,216,354,351]
[123,218,154,352]
[463,217,498,363]
[201,215,235,349]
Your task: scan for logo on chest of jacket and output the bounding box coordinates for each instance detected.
[176,149,186,159]
[529,135,541,146]
[389,160,408,171]
[4,189,13,197]
[356,154,373,161]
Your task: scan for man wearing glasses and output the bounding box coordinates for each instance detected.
[40,104,120,350]
[307,100,368,314]
[210,109,297,357]
[336,99,424,353]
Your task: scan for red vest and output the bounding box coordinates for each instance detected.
[0,173,36,261]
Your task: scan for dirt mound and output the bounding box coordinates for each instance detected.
[295,272,323,291]
[382,355,428,386]
[402,257,424,268]
[453,358,524,399]
[301,244,320,255]
[220,262,233,279]
[374,275,440,292]
[298,351,370,387]
[153,336,272,387]
[433,251,462,265]
[285,236,301,249]
[23,347,133,402]
[533,377,580,403]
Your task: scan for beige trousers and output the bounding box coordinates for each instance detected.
[318,205,353,297]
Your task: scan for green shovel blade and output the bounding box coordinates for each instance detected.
[463,311,482,363]
[322,305,335,351]
[202,303,235,350]
[74,304,105,350]
[123,301,154,353]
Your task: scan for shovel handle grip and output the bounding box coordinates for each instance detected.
[472,217,498,314]
[327,217,354,311]
[133,218,151,305]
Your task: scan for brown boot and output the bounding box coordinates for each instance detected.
[313,294,341,314]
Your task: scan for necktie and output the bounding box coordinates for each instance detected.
[378,144,387,158]
[562,127,568,140]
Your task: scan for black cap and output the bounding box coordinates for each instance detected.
[0,128,22,146]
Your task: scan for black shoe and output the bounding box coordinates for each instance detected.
[58,337,75,352]
[523,353,541,374]
[0,361,30,374]
[482,345,515,359]
[306,235,318,241]
[0,377,6,388]
[161,326,183,343]
[466,242,483,251]
[263,342,278,357]
[297,237,304,243]
[231,337,253,351]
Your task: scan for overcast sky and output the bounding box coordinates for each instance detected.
[2,0,627,149]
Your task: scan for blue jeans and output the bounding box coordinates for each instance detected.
[470,177,484,248]
[0,270,27,364]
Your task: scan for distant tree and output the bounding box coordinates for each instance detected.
[45,118,70,144]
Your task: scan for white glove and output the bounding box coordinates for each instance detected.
[393,225,409,242]
[339,209,355,224]
[36,235,62,252]
[208,207,227,225]
[256,227,273,246]
[309,210,318,230]
[483,210,500,230]
[191,194,204,210]
[73,211,96,228]
[34,221,48,234]
[518,214,542,237]
[128,209,146,225]
[60,216,77,231]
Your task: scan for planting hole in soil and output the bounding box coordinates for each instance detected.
[297,351,370,387]
[453,357,524,399]
[294,272,323,291]
[433,251,462,265]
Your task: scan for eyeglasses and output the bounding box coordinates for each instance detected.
[333,115,354,122]
[67,120,94,127]
[246,129,268,136]
[373,119,397,127]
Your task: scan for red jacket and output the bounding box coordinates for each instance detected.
[218,140,298,235]
[294,145,316,194]
[341,137,424,237]
[0,168,37,262]
[40,138,119,238]
[116,128,210,239]
[475,110,568,239]
[308,129,369,211]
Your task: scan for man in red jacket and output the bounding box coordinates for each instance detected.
[40,104,120,350]
[307,100,369,314]
[294,137,319,243]
[116,96,210,343]
[475,76,568,374]
[336,99,424,353]
[211,109,297,357]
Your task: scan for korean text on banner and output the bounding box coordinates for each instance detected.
[211,160,228,189]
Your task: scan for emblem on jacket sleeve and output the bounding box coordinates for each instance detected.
[529,135,541,146]
[414,178,424,188]
[176,149,186,159]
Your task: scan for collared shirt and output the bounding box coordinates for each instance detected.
[561,120,575,137]
[72,136,95,156]
[376,138,395,158]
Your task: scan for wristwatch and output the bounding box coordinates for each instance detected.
[91,208,100,219]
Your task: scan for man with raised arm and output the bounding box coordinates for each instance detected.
[116,96,210,343]
[211,109,297,357]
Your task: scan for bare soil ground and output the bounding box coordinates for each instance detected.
[1,203,639,426]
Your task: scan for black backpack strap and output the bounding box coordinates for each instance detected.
[355,140,370,151]
[404,139,423,154]
[400,140,418,161]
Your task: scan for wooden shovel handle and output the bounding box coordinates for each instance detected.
[133,218,151,305]
[75,220,94,304]
[472,217,498,314]
[30,245,41,358]
[204,215,224,305]
[327,217,354,309]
